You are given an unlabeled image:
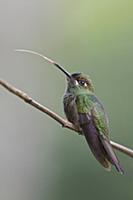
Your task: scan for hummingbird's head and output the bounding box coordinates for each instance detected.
[67,72,94,93]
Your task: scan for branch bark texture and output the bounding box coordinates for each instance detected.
[0,79,133,158]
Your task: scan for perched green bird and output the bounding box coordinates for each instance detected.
[16,49,124,174]
[63,72,123,173]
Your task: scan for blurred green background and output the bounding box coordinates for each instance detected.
[0,0,133,200]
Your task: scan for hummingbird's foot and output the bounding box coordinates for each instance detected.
[78,129,83,135]
[75,125,83,135]
[62,120,82,135]
[70,122,82,135]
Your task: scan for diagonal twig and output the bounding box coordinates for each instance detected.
[0,79,133,158]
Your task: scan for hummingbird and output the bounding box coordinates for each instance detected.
[16,49,124,174]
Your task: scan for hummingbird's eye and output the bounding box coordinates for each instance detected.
[78,80,87,87]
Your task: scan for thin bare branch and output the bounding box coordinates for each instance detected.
[0,79,133,158]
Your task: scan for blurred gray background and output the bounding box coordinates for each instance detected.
[0,0,133,200]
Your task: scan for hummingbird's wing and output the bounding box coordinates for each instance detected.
[76,94,124,173]
[63,93,80,129]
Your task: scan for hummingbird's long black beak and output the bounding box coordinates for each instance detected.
[53,63,71,78]
[15,49,71,79]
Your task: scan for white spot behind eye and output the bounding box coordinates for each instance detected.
[75,80,79,86]
[84,82,87,87]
